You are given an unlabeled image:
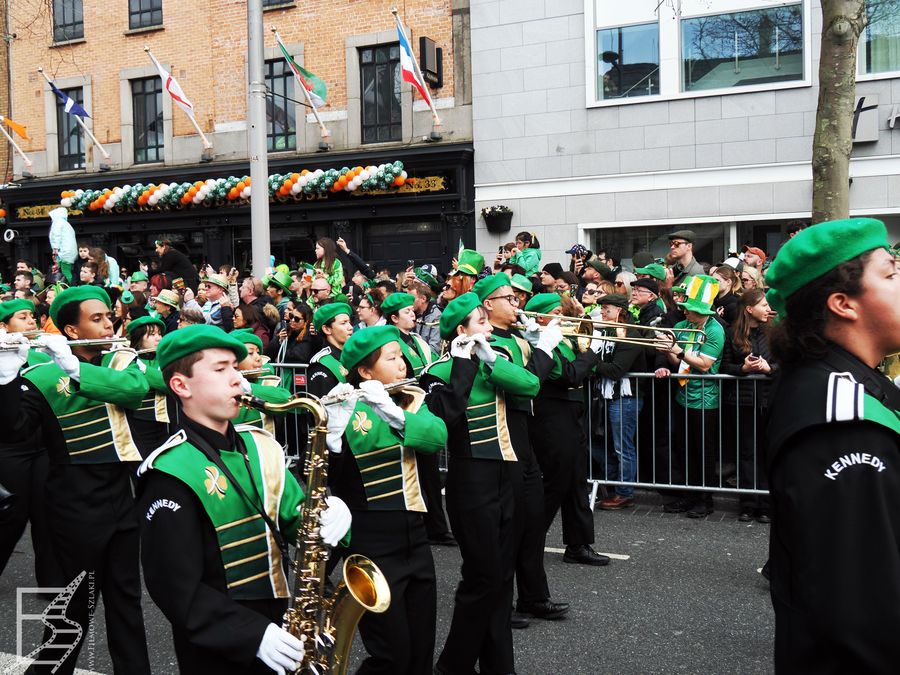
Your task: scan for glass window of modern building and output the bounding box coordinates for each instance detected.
[597,23,660,100]
[860,0,900,75]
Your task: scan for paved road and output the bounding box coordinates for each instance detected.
[0,491,773,674]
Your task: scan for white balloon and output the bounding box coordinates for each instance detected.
[401,170,408,179]
[61,197,72,208]
[242,187,251,198]
[121,185,131,192]
[75,189,84,196]
[205,179,216,187]
[103,201,114,210]
[359,170,370,181]
[291,182,302,194]
[299,176,308,187]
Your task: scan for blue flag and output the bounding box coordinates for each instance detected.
[50,82,89,118]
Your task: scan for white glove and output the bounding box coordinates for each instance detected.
[358,380,406,431]
[36,334,81,381]
[449,334,475,359]
[324,383,357,455]
[318,495,351,547]
[518,312,541,347]
[0,332,29,385]
[470,333,497,366]
[238,373,253,395]
[256,623,304,674]
[536,318,563,356]
[589,326,607,354]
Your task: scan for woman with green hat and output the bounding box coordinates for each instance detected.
[306,303,354,398]
[325,325,447,674]
[420,293,540,675]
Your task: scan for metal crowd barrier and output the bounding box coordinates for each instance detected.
[265,363,771,505]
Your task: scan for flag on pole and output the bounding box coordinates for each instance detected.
[49,82,90,118]
[394,14,434,108]
[273,33,327,109]
[2,117,29,140]
[147,52,196,120]
[458,237,465,259]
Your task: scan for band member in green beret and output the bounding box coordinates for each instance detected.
[0,300,62,589]
[327,325,448,673]
[471,274,567,626]
[765,218,900,671]
[307,303,353,398]
[229,329,292,435]
[138,324,351,673]
[421,292,541,674]
[124,315,175,454]
[523,293,609,566]
[0,285,152,674]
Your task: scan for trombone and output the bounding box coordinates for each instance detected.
[516,311,706,350]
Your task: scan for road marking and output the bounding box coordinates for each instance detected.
[545,547,631,561]
[0,652,104,674]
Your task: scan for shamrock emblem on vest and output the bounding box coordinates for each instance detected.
[204,466,228,500]
[56,376,72,397]
[352,410,372,435]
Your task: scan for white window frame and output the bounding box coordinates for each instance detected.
[856,0,900,82]
[584,0,813,108]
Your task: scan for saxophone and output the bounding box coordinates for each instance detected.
[241,385,405,674]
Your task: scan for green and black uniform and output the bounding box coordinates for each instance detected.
[306,345,347,398]
[138,418,307,674]
[0,349,152,675]
[422,350,540,674]
[330,386,447,675]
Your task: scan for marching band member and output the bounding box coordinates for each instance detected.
[306,303,354,398]
[124,315,174,454]
[765,218,900,671]
[138,324,351,673]
[420,292,541,675]
[230,329,292,435]
[326,325,448,673]
[0,286,151,674]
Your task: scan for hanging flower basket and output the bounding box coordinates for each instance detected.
[481,205,512,234]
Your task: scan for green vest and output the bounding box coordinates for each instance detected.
[424,353,540,461]
[342,388,447,510]
[234,376,291,435]
[488,332,535,411]
[23,350,148,464]
[548,339,587,402]
[400,332,436,377]
[136,355,172,424]
[310,347,348,384]
[140,425,304,601]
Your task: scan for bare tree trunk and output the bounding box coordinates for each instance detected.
[811,0,866,224]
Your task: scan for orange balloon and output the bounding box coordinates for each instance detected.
[300,169,309,177]
[228,188,238,200]
[236,181,246,191]
[291,173,300,182]
[0,208,6,218]
[394,177,405,186]
[283,179,292,190]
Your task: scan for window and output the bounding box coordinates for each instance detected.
[129,0,163,30]
[263,0,289,6]
[57,87,85,171]
[132,77,164,164]
[265,59,296,152]
[53,0,83,42]
[597,23,659,100]
[681,4,804,92]
[860,0,900,75]
[359,44,401,144]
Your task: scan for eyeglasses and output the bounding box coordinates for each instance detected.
[487,294,519,305]
[583,288,598,294]
[311,287,329,293]
[633,287,654,294]
[669,240,689,248]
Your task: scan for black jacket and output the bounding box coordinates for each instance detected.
[159,248,200,292]
[719,325,775,407]
[713,293,740,327]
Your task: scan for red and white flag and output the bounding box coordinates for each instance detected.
[393,12,435,112]
[146,49,196,120]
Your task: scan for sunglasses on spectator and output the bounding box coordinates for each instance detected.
[311,287,329,293]
[670,240,689,248]
[289,314,305,322]
[614,281,626,286]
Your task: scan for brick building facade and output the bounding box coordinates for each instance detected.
[1,0,10,184]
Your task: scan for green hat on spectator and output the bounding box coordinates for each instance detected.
[677,275,719,316]
[524,292,561,315]
[130,271,149,283]
[125,315,166,336]
[50,286,111,327]
[414,266,441,293]
[267,270,293,294]
[340,325,403,371]
[379,292,415,317]
[439,292,482,340]
[0,299,35,323]
[765,217,890,316]
[456,249,485,276]
[157,324,248,372]
[230,328,263,351]
[510,274,534,295]
[635,263,666,281]
[472,274,511,301]
[313,302,352,332]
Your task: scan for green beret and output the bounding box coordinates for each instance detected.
[313,302,352,332]
[0,299,35,323]
[439,292,482,340]
[130,271,149,283]
[510,274,534,294]
[524,292,561,315]
[635,263,667,281]
[50,286,111,327]
[472,274,512,301]
[341,325,402,371]
[766,218,890,316]
[157,324,248,371]
[231,328,263,351]
[125,315,166,336]
[380,292,415,317]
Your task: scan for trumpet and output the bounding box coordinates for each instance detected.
[0,337,129,351]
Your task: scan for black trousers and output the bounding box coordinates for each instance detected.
[417,451,452,540]
[506,409,550,605]
[27,464,150,675]
[438,458,515,675]
[530,398,595,547]
[671,403,720,502]
[0,444,63,586]
[734,403,770,511]
[348,510,436,675]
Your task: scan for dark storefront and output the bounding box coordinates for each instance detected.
[0,143,474,278]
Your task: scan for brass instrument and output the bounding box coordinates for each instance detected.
[240,385,399,674]
[416,318,441,327]
[0,337,128,351]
